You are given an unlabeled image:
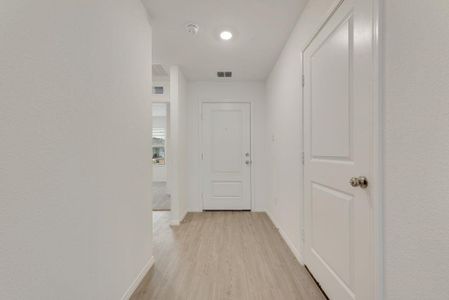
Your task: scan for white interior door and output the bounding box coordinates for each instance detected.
[201,103,251,210]
[303,0,374,299]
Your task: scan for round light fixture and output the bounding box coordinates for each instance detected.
[220,31,233,40]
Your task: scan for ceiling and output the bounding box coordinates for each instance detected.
[152,64,169,77]
[143,0,308,81]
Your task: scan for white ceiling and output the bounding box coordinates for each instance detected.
[152,64,169,77]
[143,0,308,81]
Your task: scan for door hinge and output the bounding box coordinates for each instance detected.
[301,75,305,87]
[201,153,204,160]
[302,152,305,165]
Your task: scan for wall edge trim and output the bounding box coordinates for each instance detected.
[121,256,155,300]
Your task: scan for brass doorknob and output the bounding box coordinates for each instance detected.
[349,176,368,189]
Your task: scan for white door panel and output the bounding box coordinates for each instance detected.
[202,103,251,210]
[304,0,374,299]
[311,17,352,160]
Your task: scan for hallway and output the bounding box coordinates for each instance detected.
[131,212,326,300]
[2,0,449,299]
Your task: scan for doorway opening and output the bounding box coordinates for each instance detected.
[152,102,170,211]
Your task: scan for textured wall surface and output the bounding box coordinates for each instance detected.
[384,0,449,298]
[0,1,153,299]
[265,0,337,261]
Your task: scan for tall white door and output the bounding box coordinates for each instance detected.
[303,0,374,299]
[201,103,251,210]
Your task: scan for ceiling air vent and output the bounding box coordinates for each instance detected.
[217,71,232,78]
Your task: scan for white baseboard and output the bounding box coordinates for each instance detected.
[121,256,155,300]
[170,210,188,226]
[265,210,305,265]
[180,210,188,222]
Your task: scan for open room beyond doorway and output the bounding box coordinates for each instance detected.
[152,102,170,211]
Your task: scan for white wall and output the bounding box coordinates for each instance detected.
[383,0,449,298]
[265,0,337,262]
[169,66,188,222]
[153,165,167,182]
[187,81,267,212]
[0,1,153,299]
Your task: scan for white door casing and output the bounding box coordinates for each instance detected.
[201,103,251,210]
[303,0,375,299]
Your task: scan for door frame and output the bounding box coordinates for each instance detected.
[300,0,383,298]
[199,101,253,211]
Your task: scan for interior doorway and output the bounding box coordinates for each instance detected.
[152,102,170,211]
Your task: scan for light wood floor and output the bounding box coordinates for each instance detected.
[131,211,326,300]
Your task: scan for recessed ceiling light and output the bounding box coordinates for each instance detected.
[220,31,233,40]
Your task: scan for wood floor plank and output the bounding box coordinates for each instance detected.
[131,211,326,300]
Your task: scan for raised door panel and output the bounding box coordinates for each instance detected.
[211,110,243,174]
[310,18,352,161]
